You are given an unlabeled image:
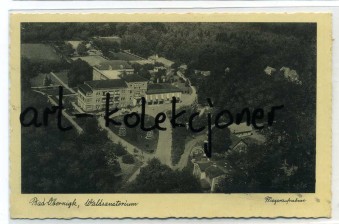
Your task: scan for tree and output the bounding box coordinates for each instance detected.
[112,142,128,156]
[21,97,122,193]
[77,42,88,56]
[62,43,75,56]
[125,158,202,193]
[122,154,135,164]
[212,127,232,154]
[67,59,92,87]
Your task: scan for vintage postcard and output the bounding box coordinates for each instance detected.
[10,13,332,218]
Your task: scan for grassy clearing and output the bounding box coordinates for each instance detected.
[22,44,61,63]
[51,70,69,85]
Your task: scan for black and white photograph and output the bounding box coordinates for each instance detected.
[19,21,317,194]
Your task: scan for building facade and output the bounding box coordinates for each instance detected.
[77,75,182,112]
[145,83,182,105]
[122,75,148,106]
[77,79,131,112]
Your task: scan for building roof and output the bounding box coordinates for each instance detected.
[98,70,121,80]
[71,55,109,67]
[149,55,174,67]
[229,133,261,150]
[179,64,188,70]
[66,41,82,50]
[173,82,189,89]
[121,74,148,83]
[98,36,121,40]
[132,60,154,65]
[146,83,182,94]
[78,84,93,94]
[95,60,133,70]
[195,161,213,172]
[205,166,225,179]
[228,122,253,134]
[85,79,127,89]
[229,134,244,149]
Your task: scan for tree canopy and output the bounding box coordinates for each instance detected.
[67,59,93,87]
[125,159,202,193]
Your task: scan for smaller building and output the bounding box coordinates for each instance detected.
[193,159,213,180]
[172,82,192,94]
[93,60,134,80]
[229,135,249,152]
[192,159,226,193]
[148,54,174,68]
[194,70,211,77]
[228,122,253,138]
[145,83,182,105]
[179,64,188,71]
[264,66,277,76]
[205,166,226,192]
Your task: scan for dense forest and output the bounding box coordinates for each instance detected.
[21,22,317,193]
[21,91,123,193]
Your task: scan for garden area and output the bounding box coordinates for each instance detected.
[109,114,159,153]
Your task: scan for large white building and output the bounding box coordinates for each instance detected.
[77,75,182,112]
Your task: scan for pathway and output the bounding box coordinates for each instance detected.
[174,134,205,170]
[50,72,76,94]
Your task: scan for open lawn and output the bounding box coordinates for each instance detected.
[33,86,74,96]
[30,71,69,87]
[109,115,159,153]
[51,70,69,85]
[21,44,61,63]
[30,73,50,87]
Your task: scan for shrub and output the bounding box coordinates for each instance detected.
[113,142,128,156]
[122,154,135,164]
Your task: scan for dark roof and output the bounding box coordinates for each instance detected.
[78,84,93,94]
[205,166,225,179]
[229,134,246,149]
[195,161,213,172]
[146,83,182,94]
[230,134,241,149]
[85,79,127,89]
[121,74,148,83]
[95,60,133,70]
